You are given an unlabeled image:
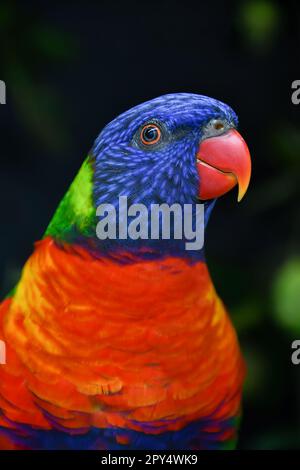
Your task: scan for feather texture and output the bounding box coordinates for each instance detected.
[0,237,244,449]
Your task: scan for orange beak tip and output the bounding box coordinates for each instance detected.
[237,184,249,202]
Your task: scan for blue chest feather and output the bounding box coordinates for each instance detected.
[0,417,237,450]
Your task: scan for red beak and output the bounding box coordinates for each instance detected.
[197,129,252,201]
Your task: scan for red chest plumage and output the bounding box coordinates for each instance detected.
[0,237,245,439]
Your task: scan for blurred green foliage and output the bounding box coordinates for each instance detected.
[272,259,300,335]
[0,0,77,152]
[237,0,281,51]
[272,124,300,169]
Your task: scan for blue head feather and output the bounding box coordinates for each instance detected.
[90,93,238,261]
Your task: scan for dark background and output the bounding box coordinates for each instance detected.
[0,0,299,449]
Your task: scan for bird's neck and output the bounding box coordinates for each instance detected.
[44,157,215,263]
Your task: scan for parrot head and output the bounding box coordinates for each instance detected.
[47,93,251,260]
[93,93,251,208]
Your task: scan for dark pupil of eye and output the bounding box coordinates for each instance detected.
[143,126,158,142]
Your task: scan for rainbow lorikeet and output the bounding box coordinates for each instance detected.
[0,93,251,450]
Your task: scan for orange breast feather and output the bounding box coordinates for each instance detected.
[0,237,245,434]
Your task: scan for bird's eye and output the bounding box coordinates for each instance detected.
[140,124,162,146]
[213,121,224,131]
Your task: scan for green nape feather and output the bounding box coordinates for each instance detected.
[4,286,17,300]
[3,158,96,301]
[45,157,97,241]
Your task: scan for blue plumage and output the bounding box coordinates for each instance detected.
[91,93,238,260]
